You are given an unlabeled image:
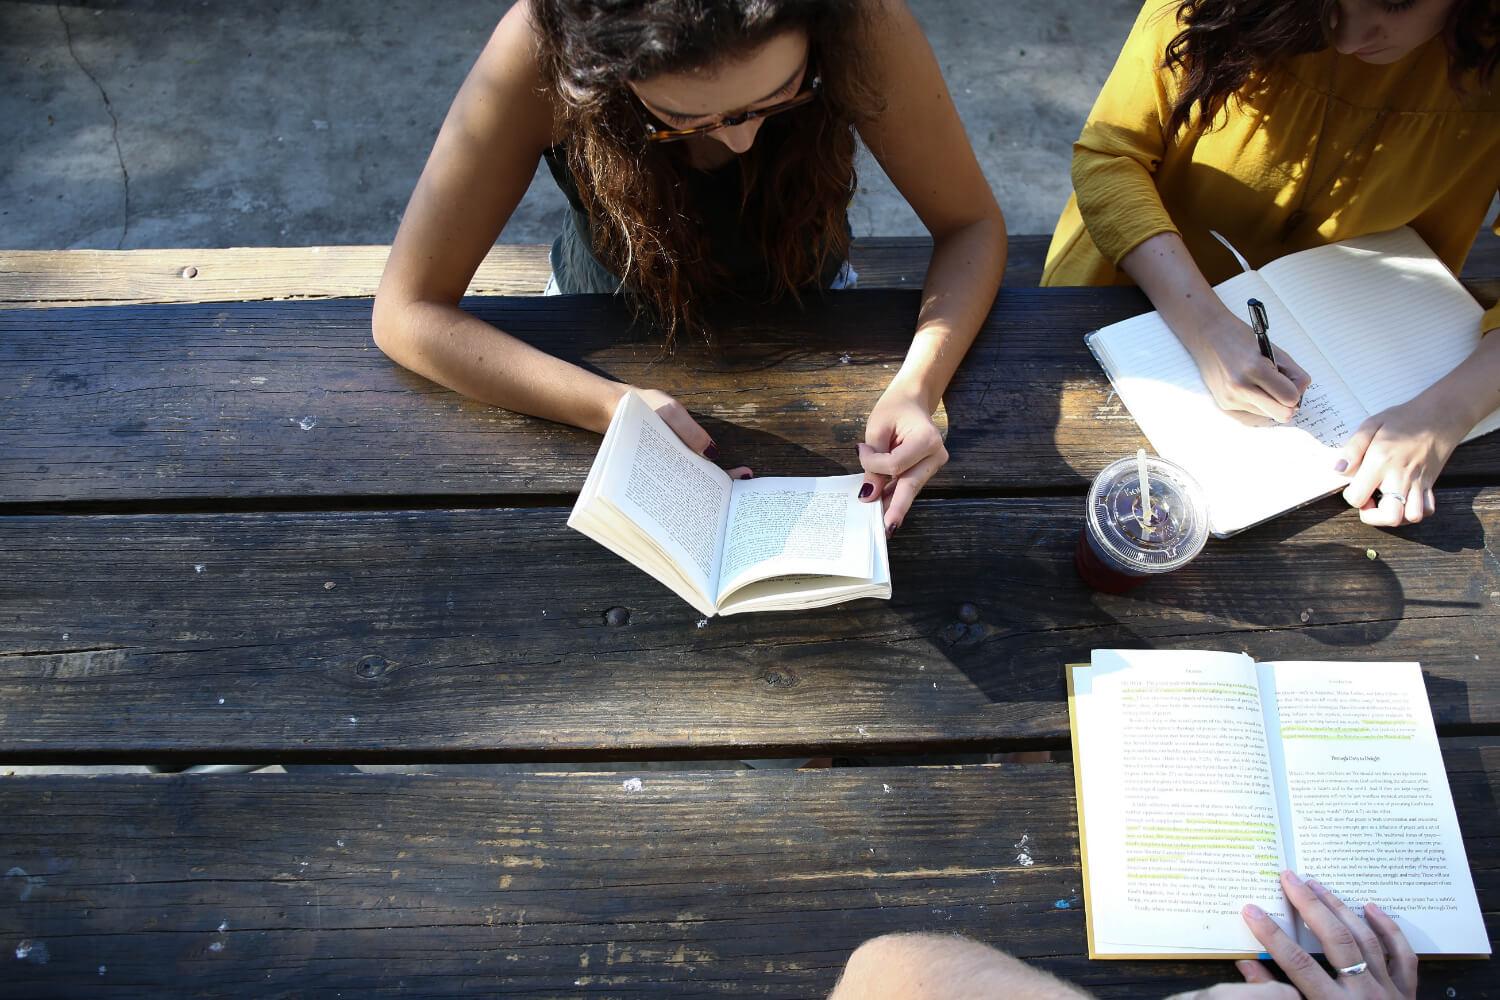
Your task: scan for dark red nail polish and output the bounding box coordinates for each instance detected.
[735,471,752,480]
[859,483,874,499]
[704,443,720,461]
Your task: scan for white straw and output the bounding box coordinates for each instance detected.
[1136,448,1152,525]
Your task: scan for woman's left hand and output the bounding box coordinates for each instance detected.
[1337,393,1468,527]
[857,386,948,536]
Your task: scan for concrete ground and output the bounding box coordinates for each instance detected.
[0,0,1142,249]
[1,0,1128,775]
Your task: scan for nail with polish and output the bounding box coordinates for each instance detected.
[859,483,874,499]
[1334,458,1349,473]
[704,443,720,461]
[1244,903,1265,919]
[1283,870,1303,887]
[735,471,752,480]
[1307,877,1325,894]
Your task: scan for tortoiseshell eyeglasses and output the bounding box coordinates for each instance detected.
[642,75,821,144]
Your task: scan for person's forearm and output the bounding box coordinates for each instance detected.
[372,298,627,434]
[1119,231,1232,353]
[887,216,1007,410]
[1424,326,1500,434]
[830,933,1091,1000]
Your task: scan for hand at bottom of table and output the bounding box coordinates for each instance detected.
[1236,870,1417,999]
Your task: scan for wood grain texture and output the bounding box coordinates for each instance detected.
[0,236,1040,308]
[0,756,1495,997]
[2,489,1495,761]
[6,288,1500,504]
[3,232,1496,308]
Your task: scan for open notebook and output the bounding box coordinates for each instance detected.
[1087,227,1500,536]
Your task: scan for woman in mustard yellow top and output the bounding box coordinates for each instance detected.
[1045,0,1500,528]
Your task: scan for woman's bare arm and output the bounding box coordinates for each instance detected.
[372,1,629,435]
[852,0,1008,530]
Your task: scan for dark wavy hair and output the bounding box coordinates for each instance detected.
[530,0,881,346]
[1162,0,1500,136]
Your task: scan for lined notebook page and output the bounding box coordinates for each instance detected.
[1091,270,1355,535]
[1263,227,1500,440]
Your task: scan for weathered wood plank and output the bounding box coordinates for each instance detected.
[4,231,1496,308]
[2,489,1495,761]
[1,756,1494,997]
[0,244,545,309]
[0,238,1044,310]
[5,289,1500,504]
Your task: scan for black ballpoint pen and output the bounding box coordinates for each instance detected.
[1246,298,1276,367]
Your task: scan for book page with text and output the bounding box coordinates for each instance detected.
[1260,661,1489,955]
[1091,270,1362,534]
[715,474,874,601]
[596,391,732,603]
[718,511,892,614]
[1074,650,1292,954]
[1263,227,1500,440]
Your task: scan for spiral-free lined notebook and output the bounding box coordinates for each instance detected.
[1086,227,1500,536]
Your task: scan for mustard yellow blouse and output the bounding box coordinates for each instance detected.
[1042,0,1500,335]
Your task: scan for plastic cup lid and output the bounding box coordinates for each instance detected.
[1086,455,1210,574]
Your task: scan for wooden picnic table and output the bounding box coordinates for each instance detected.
[1,235,1497,997]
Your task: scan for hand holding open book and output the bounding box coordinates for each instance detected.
[568,390,892,617]
[1068,650,1488,960]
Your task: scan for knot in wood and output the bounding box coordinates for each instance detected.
[604,607,630,627]
[354,654,392,680]
[957,603,980,625]
[758,667,800,689]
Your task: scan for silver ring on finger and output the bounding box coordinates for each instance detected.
[1336,961,1369,976]
[1382,493,1405,505]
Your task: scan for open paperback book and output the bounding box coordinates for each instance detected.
[1086,226,1500,536]
[1068,650,1489,960]
[568,389,890,617]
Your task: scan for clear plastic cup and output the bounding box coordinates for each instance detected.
[1075,455,1210,593]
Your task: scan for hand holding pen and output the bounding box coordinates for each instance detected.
[1244,297,1311,419]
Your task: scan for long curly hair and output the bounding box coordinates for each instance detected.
[530,0,881,346]
[1161,0,1500,136]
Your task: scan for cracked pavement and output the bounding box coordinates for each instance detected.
[1,0,1142,250]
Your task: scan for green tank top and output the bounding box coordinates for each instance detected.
[541,145,846,296]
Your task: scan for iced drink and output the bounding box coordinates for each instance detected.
[1075,454,1210,593]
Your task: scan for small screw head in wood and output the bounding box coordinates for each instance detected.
[180,265,198,279]
[604,607,630,627]
[1299,609,1312,623]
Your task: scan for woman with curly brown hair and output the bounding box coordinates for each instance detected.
[1044,0,1500,528]
[373,0,1007,535]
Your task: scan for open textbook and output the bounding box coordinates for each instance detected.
[1087,227,1500,536]
[1068,650,1489,960]
[568,390,891,617]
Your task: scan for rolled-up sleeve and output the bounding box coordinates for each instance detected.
[1071,1,1184,264]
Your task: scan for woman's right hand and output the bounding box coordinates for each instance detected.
[632,387,752,479]
[1237,870,1418,1000]
[1182,311,1313,423]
